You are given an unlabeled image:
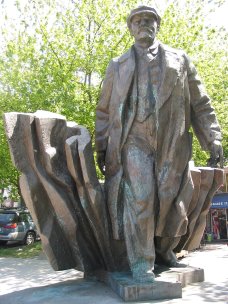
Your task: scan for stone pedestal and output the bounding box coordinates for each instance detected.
[95,265,204,302]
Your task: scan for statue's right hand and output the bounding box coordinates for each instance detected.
[97,151,106,175]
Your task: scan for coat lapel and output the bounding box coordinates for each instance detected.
[116,48,135,98]
[156,44,180,110]
[117,48,138,149]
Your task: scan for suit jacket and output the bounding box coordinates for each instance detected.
[95,42,221,240]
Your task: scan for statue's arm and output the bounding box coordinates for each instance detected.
[95,60,115,174]
[184,54,223,167]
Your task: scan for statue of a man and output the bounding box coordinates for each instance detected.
[95,5,223,283]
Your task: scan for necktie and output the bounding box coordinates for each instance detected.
[147,66,156,112]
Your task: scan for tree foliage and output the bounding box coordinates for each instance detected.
[0,0,227,198]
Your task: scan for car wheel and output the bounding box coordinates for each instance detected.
[0,240,7,245]
[24,231,35,245]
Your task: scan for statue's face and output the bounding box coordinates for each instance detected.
[130,13,158,44]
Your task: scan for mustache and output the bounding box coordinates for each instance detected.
[138,26,155,33]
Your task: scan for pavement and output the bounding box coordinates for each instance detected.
[0,243,227,304]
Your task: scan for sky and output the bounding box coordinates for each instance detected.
[0,0,227,44]
[207,1,228,29]
[0,0,228,27]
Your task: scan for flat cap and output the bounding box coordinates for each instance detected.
[127,5,161,29]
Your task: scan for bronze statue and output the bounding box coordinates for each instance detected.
[95,5,223,283]
[3,5,224,301]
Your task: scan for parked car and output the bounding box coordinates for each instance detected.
[0,208,39,245]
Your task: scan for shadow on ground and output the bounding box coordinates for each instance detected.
[0,279,122,304]
[0,275,227,304]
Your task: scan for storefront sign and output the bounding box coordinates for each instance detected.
[211,193,228,209]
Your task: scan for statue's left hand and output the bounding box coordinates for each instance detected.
[208,140,223,168]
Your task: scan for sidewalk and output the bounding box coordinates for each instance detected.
[0,243,227,303]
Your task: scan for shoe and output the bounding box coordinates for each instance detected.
[131,259,155,283]
[156,250,179,267]
[133,270,155,283]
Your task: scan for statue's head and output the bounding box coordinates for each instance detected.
[127,5,161,44]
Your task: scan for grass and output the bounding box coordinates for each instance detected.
[0,241,43,258]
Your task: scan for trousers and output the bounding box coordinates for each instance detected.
[122,117,179,273]
[122,118,156,271]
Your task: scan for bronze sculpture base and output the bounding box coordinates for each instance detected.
[94,265,204,301]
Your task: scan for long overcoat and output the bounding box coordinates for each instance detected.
[95,42,221,240]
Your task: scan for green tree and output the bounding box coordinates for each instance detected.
[0,0,227,198]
